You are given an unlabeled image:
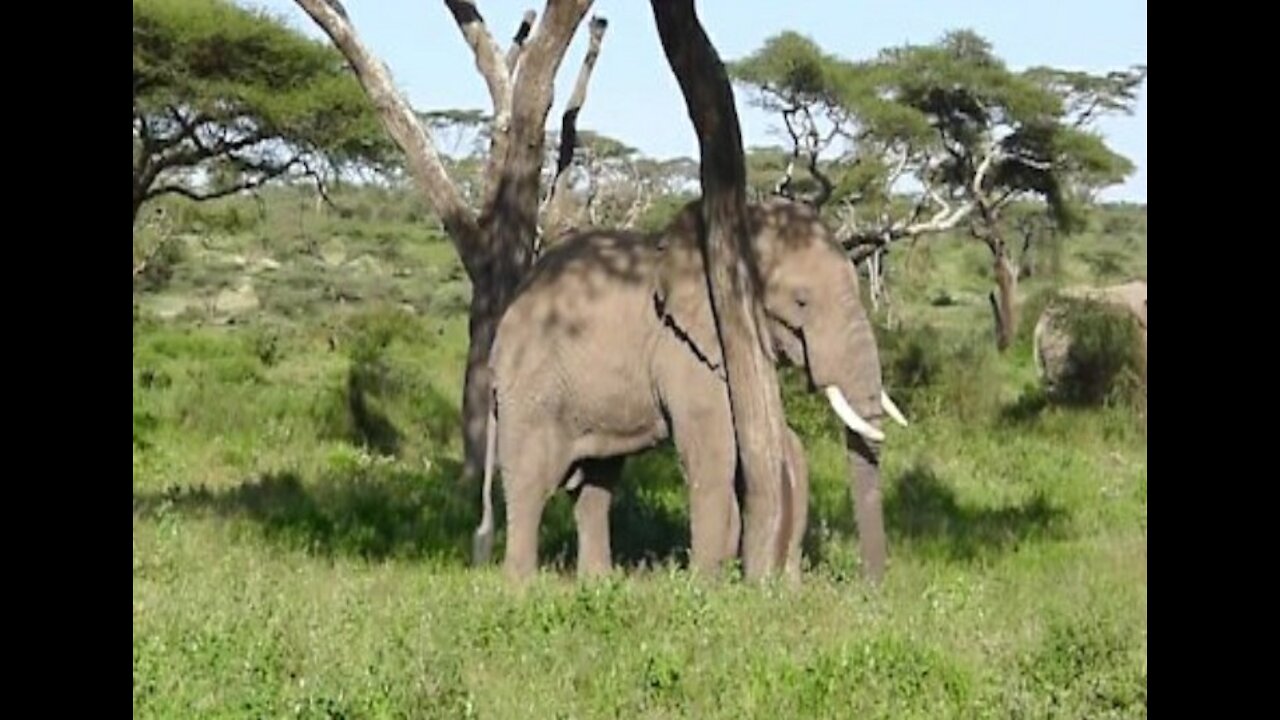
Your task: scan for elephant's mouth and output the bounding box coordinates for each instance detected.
[792,326,907,444]
[768,317,906,443]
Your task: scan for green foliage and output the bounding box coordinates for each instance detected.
[635,193,696,233]
[1051,299,1145,407]
[728,31,839,107]
[132,0,397,218]
[729,28,1142,235]
[133,151,1145,719]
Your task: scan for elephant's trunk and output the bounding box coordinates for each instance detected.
[798,262,896,584]
[832,354,889,585]
[818,277,891,584]
[846,430,886,584]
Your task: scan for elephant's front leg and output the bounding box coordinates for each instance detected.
[668,396,738,575]
[569,458,624,579]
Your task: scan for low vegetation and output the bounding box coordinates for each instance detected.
[133,186,1147,718]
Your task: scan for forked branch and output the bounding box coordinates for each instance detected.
[540,15,609,240]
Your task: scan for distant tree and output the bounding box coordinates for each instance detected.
[730,30,1144,349]
[295,0,608,485]
[132,0,396,225]
[536,129,692,237]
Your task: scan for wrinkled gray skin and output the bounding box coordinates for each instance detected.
[1033,279,1147,393]
[473,198,892,583]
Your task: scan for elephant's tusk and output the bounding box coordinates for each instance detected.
[881,391,909,427]
[824,386,885,443]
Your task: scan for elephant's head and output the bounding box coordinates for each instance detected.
[654,197,905,581]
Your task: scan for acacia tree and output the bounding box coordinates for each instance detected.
[882,31,1141,349]
[295,0,608,483]
[132,0,396,226]
[651,0,792,580]
[730,30,1144,348]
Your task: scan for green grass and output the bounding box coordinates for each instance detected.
[134,189,1146,718]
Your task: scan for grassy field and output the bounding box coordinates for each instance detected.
[133,188,1147,718]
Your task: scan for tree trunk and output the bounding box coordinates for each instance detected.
[651,0,790,581]
[294,0,595,488]
[989,244,1018,352]
[459,208,537,484]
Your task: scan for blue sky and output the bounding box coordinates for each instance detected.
[247,1,1147,202]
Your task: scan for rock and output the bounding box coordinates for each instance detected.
[213,280,260,317]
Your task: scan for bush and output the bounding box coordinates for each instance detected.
[430,281,473,318]
[1052,299,1144,407]
[246,326,283,367]
[313,305,448,460]
[877,324,946,413]
[341,305,426,367]
[877,323,1003,423]
[179,203,261,235]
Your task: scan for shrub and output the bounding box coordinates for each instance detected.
[1052,299,1144,407]
[877,323,1003,423]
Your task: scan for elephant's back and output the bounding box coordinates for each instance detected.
[492,230,662,391]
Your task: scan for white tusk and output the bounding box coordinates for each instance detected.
[881,390,909,427]
[824,386,885,443]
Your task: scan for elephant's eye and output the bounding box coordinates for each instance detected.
[794,287,811,308]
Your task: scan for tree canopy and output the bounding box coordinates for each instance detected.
[728,29,1144,246]
[729,28,1144,349]
[132,0,397,223]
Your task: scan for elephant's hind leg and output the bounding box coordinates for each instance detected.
[501,428,573,584]
[570,457,624,579]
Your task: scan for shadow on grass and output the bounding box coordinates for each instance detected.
[134,460,475,562]
[999,387,1052,425]
[133,447,1063,570]
[538,449,692,573]
[133,448,694,571]
[882,462,1072,562]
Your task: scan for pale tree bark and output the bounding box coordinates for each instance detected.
[296,0,600,483]
[651,0,790,581]
[540,16,608,244]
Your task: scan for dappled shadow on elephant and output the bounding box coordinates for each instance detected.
[537,449,692,573]
[132,462,480,562]
[882,463,1072,562]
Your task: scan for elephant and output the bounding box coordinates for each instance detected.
[471,197,909,583]
[1033,279,1147,395]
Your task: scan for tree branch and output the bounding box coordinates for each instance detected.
[540,15,608,239]
[477,0,593,252]
[505,9,537,73]
[294,0,481,268]
[444,1,521,217]
[799,105,834,208]
[445,1,513,116]
[144,157,294,204]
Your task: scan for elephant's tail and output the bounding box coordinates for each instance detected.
[471,391,499,566]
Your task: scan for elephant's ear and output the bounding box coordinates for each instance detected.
[654,208,724,374]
